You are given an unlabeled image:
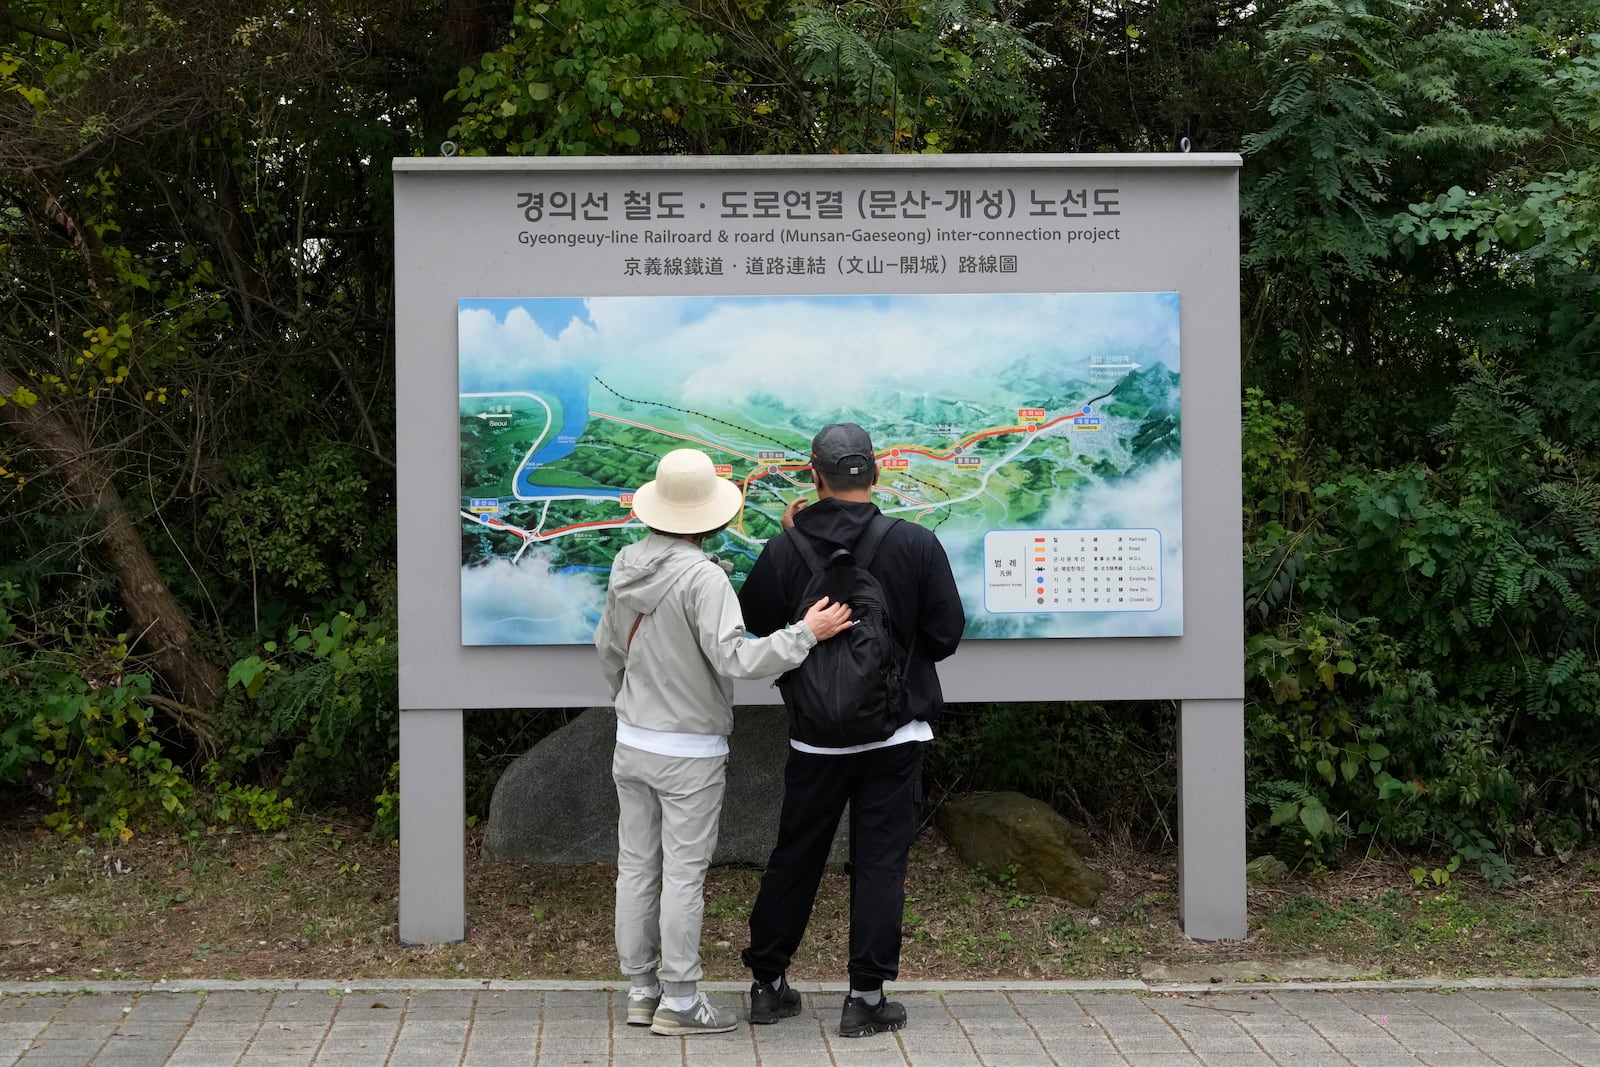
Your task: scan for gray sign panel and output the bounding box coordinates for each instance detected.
[395,155,1241,710]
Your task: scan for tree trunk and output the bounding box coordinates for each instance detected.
[416,0,512,145]
[0,369,224,712]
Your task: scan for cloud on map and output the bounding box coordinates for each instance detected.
[1051,454,1182,535]
[460,557,605,645]
[458,304,598,393]
[458,293,1180,415]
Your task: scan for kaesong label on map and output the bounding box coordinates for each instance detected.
[457,292,1183,646]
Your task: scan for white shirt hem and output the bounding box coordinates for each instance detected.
[789,719,933,755]
[616,720,730,758]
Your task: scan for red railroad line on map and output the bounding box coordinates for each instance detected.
[476,514,635,541]
[597,409,1084,481]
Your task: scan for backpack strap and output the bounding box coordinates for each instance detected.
[790,512,899,573]
[854,513,917,662]
[623,553,718,659]
[852,512,898,570]
[785,525,828,575]
[625,611,645,650]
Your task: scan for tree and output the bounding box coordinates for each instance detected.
[0,1,498,717]
[446,0,1049,155]
[1237,0,1600,868]
[1020,0,1268,154]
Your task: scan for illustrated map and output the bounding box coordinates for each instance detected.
[459,293,1183,645]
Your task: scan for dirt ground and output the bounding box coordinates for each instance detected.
[2,812,1597,983]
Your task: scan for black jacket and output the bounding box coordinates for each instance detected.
[738,498,965,728]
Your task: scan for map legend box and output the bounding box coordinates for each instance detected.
[983,529,1162,613]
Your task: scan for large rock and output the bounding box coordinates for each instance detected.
[934,791,1108,907]
[484,706,847,865]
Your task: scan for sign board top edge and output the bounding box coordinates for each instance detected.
[392,153,1243,174]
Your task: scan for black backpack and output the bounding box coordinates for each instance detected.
[777,514,911,747]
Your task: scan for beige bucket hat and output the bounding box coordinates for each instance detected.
[631,448,743,534]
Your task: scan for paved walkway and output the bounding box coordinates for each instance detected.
[2,979,1599,1066]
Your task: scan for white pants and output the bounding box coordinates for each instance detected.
[612,742,727,995]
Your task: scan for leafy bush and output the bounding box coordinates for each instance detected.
[207,445,380,604]
[1242,374,1599,880]
[216,600,399,807]
[203,761,296,831]
[0,582,196,841]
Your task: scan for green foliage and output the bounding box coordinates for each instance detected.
[370,761,400,845]
[203,761,295,831]
[0,582,196,841]
[1242,368,1599,880]
[216,602,399,806]
[207,446,378,601]
[1229,0,1600,882]
[1241,0,1406,290]
[782,0,1048,152]
[447,0,735,154]
[447,0,1048,155]
[1248,779,1351,866]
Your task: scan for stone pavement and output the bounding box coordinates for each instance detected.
[2,979,1599,1067]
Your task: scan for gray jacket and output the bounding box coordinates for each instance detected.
[595,533,816,737]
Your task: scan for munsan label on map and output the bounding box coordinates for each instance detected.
[458,293,1181,645]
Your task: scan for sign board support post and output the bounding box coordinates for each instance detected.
[1177,698,1247,940]
[399,708,466,944]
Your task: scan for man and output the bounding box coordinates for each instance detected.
[738,422,965,1038]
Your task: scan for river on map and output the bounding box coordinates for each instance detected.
[511,378,626,499]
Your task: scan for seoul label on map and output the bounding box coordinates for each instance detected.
[458,292,1182,644]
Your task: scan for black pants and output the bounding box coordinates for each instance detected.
[742,740,923,991]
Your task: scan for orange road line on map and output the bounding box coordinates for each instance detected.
[590,408,1080,476]
[737,462,815,533]
[880,412,1080,460]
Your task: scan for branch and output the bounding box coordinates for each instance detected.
[140,692,217,744]
[0,5,84,48]
[19,168,112,307]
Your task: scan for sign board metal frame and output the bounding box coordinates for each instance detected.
[393,153,1244,945]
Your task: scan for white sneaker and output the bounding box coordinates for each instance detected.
[650,992,738,1035]
[626,987,661,1026]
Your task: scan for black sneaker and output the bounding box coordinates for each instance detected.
[839,993,906,1037]
[748,979,802,1024]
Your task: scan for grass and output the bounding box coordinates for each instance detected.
[1251,878,1595,976]
[1,809,1598,983]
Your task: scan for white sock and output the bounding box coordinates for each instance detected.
[851,987,883,1006]
[629,982,661,999]
[664,993,698,1012]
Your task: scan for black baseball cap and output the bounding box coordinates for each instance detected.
[810,422,877,475]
